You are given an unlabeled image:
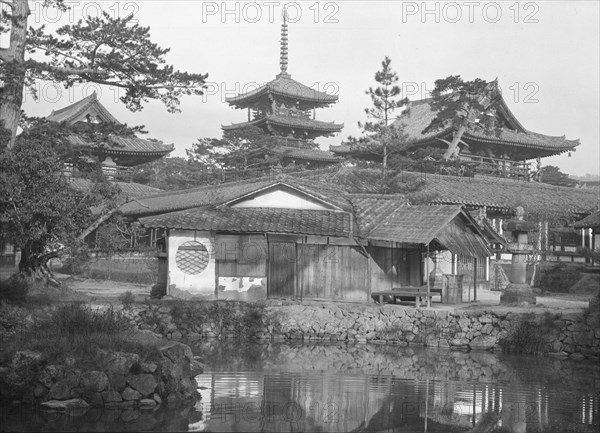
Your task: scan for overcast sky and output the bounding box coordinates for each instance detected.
[20,1,600,176]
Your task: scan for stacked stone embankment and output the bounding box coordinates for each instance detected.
[129,301,600,361]
[1,341,202,412]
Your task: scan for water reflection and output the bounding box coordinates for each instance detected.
[191,341,599,433]
[1,342,598,432]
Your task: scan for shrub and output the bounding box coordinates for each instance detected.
[0,276,31,304]
[119,291,135,309]
[0,301,29,340]
[499,312,558,355]
[151,283,166,299]
[1,302,160,369]
[36,303,130,340]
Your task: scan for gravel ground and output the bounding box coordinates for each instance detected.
[53,273,592,314]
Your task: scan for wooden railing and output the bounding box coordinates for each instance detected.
[62,163,133,182]
[460,155,531,180]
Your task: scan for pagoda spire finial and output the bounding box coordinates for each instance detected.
[278,5,290,78]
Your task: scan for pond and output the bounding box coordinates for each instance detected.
[1,341,598,432]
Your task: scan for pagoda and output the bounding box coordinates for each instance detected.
[330,82,580,179]
[222,10,343,167]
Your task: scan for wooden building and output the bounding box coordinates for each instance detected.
[330,84,580,179]
[573,210,600,266]
[47,91,174,183]
[118,176,491,302]
[222,12,343,168]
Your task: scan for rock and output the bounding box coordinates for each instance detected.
[33,384,48,399]
[160,342,193,362]
[152,393,162,405]
[41,399,90,415]
[88,392,104,407]
[38,365,65,388]
[190,360,204,376]
[105,352,140,375]
[469,335,497,351]
[127,374,158,397]
[80,371,108,393]
[101,390,122,403]
[140,398,157,409]
[122,386,142,401]
[64,369,81,388]
[140,362,157,374]
[11,350,43,371]
[107,373,127,393]
[450,338,469,347]
[48,380,71,400]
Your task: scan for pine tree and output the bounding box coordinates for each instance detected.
[358,56,409,176]
[423,75,503,160]
[0,1,208,148]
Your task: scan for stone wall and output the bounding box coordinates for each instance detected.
[130,300,600,361]
[1,341,202,413]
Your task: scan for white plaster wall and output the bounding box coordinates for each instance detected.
[231,188,330,210]
[167,230,215,296]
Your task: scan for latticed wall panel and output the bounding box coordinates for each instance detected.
[175,241,210,275]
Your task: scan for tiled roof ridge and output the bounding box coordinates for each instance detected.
[366,204,464,244]
[48,92,121,125]
[49,92,96,117]
[226,75,338,104]
[347,193,406,199]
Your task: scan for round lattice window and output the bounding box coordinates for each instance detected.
[175,241,210,275]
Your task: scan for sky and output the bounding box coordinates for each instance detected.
[18,0,600,176]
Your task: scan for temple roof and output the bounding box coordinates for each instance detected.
[573,210,600,229]
[266,145,342,162]
[225,75,339,109]
[47,92,174,162]
[330,95,580,159]
[223,114,343,134]
[47,91,121,124]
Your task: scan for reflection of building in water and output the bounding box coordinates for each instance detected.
[195,364,598,432]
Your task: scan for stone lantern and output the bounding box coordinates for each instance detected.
[500,206,538,305]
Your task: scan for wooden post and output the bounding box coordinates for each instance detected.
[426,244,431,308]
[473,257,478,302]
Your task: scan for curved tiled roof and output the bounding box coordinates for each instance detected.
[139,207,352,237]
[223,114,343,134]
[573,210,600,229]
[47,92,120,124]
[119,175,355,217]
[290,167,598,215]
[225,74,338,108]
[392,171,597,214]
[47,93,174,159]
[331,96,579,157]
[66,134,174,157]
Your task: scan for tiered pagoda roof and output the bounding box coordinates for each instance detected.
[331,86,579,160]
[225,75,338,110]
[222,10,343,144]
[47,92,174,166]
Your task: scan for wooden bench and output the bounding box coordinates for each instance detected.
[371,286,442,307]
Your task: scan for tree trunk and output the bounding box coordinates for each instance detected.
[77,208,119,241]
[382,143,388,178]
[14,247,60,287]
[442,125,467,160]
[0,0,31,148]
